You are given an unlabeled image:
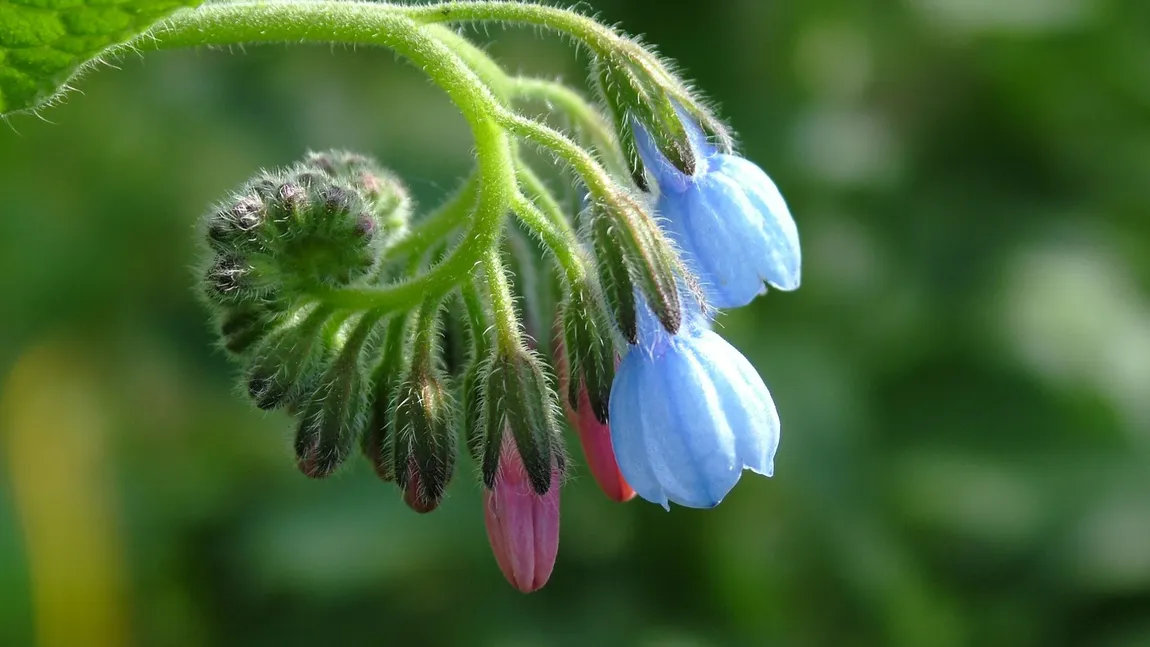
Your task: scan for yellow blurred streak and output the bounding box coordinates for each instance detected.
[0,341,130,647]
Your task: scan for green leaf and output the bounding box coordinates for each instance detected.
[0,0,202,115]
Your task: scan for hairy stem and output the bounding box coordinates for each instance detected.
[482,248,520,350]
[401,1,621,55]
[510,191,584,285]
[500,111,619,206]
[144,2,516,314]
[510,78,625,177]
[385,170,480,264]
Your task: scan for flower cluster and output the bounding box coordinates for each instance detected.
[190,2,800,593]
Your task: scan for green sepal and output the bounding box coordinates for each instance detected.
[362,313,410,482]
[594,53,696,191]
[590,212,638,344]
[245,304,335,410]
[392,366,457,512]
[590,194,682,337]
[483,346,561,496]
[294,313,381,479]
[560,280,616,423]
[479,356,507,489]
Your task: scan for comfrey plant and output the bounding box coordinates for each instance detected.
[1,0,800,592]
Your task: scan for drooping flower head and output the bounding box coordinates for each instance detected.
[609,302,781,509]
[635,113,802,309]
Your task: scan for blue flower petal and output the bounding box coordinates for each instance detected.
[712,155,801,291]
[609,346,670,509]
[610,313,781,510]
[644,336,740,508]
[693,331,780,477]
[674,172,774,308]
[633,118,689,193]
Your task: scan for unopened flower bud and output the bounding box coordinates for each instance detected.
[362,317,409,482]
[594,53,695,191]
[246,305,335,410]
[483,432,561,593]
[480,345,564,496]
[302,149,412,243]
[216,303,283,357]
[558,281,615,423]
[205,195,266,253]
[588,194,683,339]
[392,367,457,513]
[294,314,379,479]
[555,333,634,503]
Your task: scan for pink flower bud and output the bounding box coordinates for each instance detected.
[483,433,560,593]
[555,336,636,503]
[401,456,440,514]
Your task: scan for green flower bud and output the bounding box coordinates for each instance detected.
[480,345,563,496]
[216,302,285,357]
[362,315,409,482]
[392,366,457,513]
[268,176,384,290]
[204,195,266,254]
[246,305,336,410]
[302,149,413,246]
[559,280,616,424]
[590,213,638,344]
[294,313,381,479]
[589,193,683,337]
[198,153,414,318]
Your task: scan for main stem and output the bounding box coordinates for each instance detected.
[144,2,515,312]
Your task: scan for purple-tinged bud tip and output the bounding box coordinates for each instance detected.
[483,433,561,593]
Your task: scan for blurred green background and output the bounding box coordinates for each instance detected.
[2,0,1149,645]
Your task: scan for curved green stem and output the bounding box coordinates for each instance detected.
[500,111,618,206]
[426,24,512,102]
[401,1,620,56]
[510,191,584,285]
[510,78,626,177]
[427,23,624,175]
[482,248,520,350]
[402,1,731,149]
[146,2,516,314]
[385,170,480,264]
[514,160,576,239]
[461,279,492,357]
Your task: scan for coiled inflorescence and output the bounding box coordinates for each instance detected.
[201,151,412,476]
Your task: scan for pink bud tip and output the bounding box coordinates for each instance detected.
[555,337,636,503]
[564,384,636,503]
[483,434,560,593]
[402,456,439,514]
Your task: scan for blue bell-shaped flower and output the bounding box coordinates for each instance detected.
[635,115,801,309]
[609,303,781,509]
